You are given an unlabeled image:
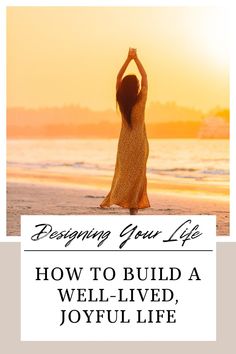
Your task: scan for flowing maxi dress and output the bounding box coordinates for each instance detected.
[100,85,150,209]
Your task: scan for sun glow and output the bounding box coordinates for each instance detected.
[7,7,229,111]
[189,9,229,70]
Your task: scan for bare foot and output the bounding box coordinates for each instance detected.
[129,208,138,215]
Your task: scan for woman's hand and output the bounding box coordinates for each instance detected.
[128,47,137,60]
[117,48,138,90]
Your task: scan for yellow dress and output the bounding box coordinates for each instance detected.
[100,85,150,209]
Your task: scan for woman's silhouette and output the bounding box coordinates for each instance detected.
[100,48,150,215]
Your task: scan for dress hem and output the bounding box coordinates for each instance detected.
[100,201,151,210]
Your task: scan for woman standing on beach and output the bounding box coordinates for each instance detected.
[100,48,150,215]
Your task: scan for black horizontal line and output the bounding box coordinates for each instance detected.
[24,249,213,252]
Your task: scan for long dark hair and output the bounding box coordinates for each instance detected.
[116,74,139,128]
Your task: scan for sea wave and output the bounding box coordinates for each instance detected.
[8,161,229,180]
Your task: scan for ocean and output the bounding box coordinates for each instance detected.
[7,139,229,187]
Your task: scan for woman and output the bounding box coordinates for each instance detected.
[100,48,150,215]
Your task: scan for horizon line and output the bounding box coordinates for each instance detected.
[6,102,230,114]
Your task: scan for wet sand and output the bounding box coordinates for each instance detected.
[7,181,229,236]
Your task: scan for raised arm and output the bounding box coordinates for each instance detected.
[134,55,148,89]
[116,56,132,91]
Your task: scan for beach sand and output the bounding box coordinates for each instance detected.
[7,181,229,236]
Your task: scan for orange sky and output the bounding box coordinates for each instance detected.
[7,6,229,112]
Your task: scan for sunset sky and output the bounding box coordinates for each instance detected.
[7,6,229,113]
